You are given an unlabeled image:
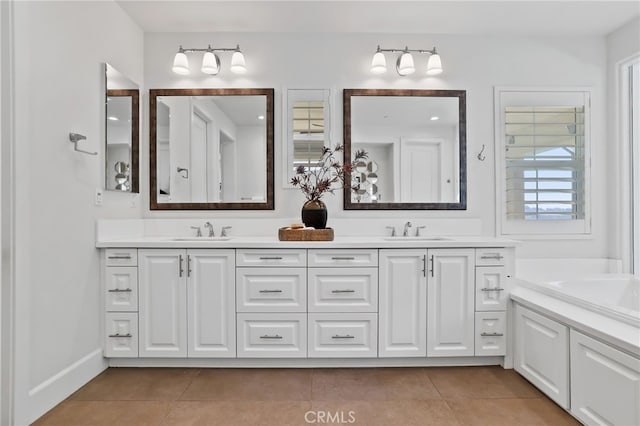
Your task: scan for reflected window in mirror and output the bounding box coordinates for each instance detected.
[343,89,466,210]
[150,88,274,210]
[284,89,331,186]
[105,63,139,192]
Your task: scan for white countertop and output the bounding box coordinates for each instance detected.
[96,235,518,249]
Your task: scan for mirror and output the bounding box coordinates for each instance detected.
[284,89,331,186]
[105,63,139,192]
[343,89,467,210]
[150,88,274,210]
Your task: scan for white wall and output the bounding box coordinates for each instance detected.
[606,17,640,272]
[12,1,143,423]
[144,32,608,258]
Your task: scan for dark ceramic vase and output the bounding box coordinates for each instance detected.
[301,199,328,229]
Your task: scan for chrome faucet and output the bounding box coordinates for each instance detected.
[190,226,202,237]
[204,222,214,237]
[415,225,426,237]
[403,221,412,237]
[221,226,232,237]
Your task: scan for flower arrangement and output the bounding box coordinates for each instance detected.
[290,145,368,201]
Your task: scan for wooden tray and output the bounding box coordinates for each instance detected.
[278,227,334,241]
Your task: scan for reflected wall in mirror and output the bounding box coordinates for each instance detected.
[284,89,331,186]
[105,63,139,192]
[150,88,274,210]
[343,89,466,210]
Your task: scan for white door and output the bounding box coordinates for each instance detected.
[514,304,569,408]
[427,249,475,357]
[187,249,236,357]
[191,112,208,202]
[400,139,442,202]
[570,330,640,426]
[379,249,427,357]
[138,249,187,357]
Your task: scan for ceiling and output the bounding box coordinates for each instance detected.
[116,1,639,36]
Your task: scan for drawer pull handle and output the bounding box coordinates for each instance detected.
[260,335,283,339]
[480,255,504,260]
[108,288,133,293]
[331,256,355,260]
[259,256,283,260]
[259,289,283,293]
[480,332,504,337]
[480,288,505,292]
[108,333,132,338]
[331,289,355,293]
[108,255,132,260]
[332,335,355,339]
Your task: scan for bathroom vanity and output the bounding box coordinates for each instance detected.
[98,234,516,367]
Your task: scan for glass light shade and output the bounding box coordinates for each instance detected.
[426,53,443,75]
[172,51,190,75]
[230,51,247,74]
[396,52,415,76]
[370,51,387,74]
[201,51,220,75]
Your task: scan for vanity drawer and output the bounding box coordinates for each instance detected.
[105,249,138,267]
[308,313,377,358]
[105,267,138,312]
[236,268,306,312]
[475,311,506,356]
[475,248,507,267]
[475,267,508,311]
[236,249,307,267]
[308,249,378,267]
[104,312,138,358]
[237,313,307,358]
[308,268,378,312]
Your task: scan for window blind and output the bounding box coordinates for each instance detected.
[504,106,585,221]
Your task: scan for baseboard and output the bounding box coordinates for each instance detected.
[26,349,107,424]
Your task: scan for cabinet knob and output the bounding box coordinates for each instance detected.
[332,335,355,339]
[107,288,133,293]
[480,332,504,337]
[108,333,132,338]
[260,335,283,339]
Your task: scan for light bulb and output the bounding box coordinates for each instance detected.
[172,51,190,75]
[370,51,387,74]
[396,52,415,76]
[426,53,443,75]
[201,51,220,75]
[230,50,247,74]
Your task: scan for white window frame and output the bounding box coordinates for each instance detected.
[495,87,592,238]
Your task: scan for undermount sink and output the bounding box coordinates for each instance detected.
[384,236,451,241]
[170,237,231,241]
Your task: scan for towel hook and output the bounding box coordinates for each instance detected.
[69,133,97,156]
[477,144,486,161]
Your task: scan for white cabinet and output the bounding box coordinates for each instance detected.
[379,250,426,357]
[237,313,307,358]
[105,267,138,312]
[308,249,378,267]
[308,268,378,313]
[427,249,475,357]
[236,267,306,312]
[105,312,138,358]
[514,304,569,408]
[570,330,640,426]
[475,312,506,356]
[138,249,235,358]
[308,313,377,358]
[475,267,508,311]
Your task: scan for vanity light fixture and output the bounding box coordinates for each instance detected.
[172,44,247,75]
[370,45,443,76]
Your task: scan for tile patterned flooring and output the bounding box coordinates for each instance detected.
[34,366,580,425]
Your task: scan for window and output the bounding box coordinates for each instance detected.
[496,89,591,236]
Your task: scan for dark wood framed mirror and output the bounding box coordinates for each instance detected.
[150,88,274,210]
[343,89,467,210]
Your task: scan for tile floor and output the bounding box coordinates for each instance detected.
[34,366,580,426]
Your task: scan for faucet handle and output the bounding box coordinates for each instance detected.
[415,226,426,237]
[204,221,214,237]
[221,226,232,237]
[385,226,396,237]
[190,226,202,237]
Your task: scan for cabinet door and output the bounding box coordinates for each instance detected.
[138,249,187,357]
[308,268,378,313]
[514,304,569,408]
[427,249,475,357]
[187,249,236,358]
[379,249,427,357]
[105,267,138,312]
[570,330,640,426]
[104,312,138,358]
[475,266,508,311]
